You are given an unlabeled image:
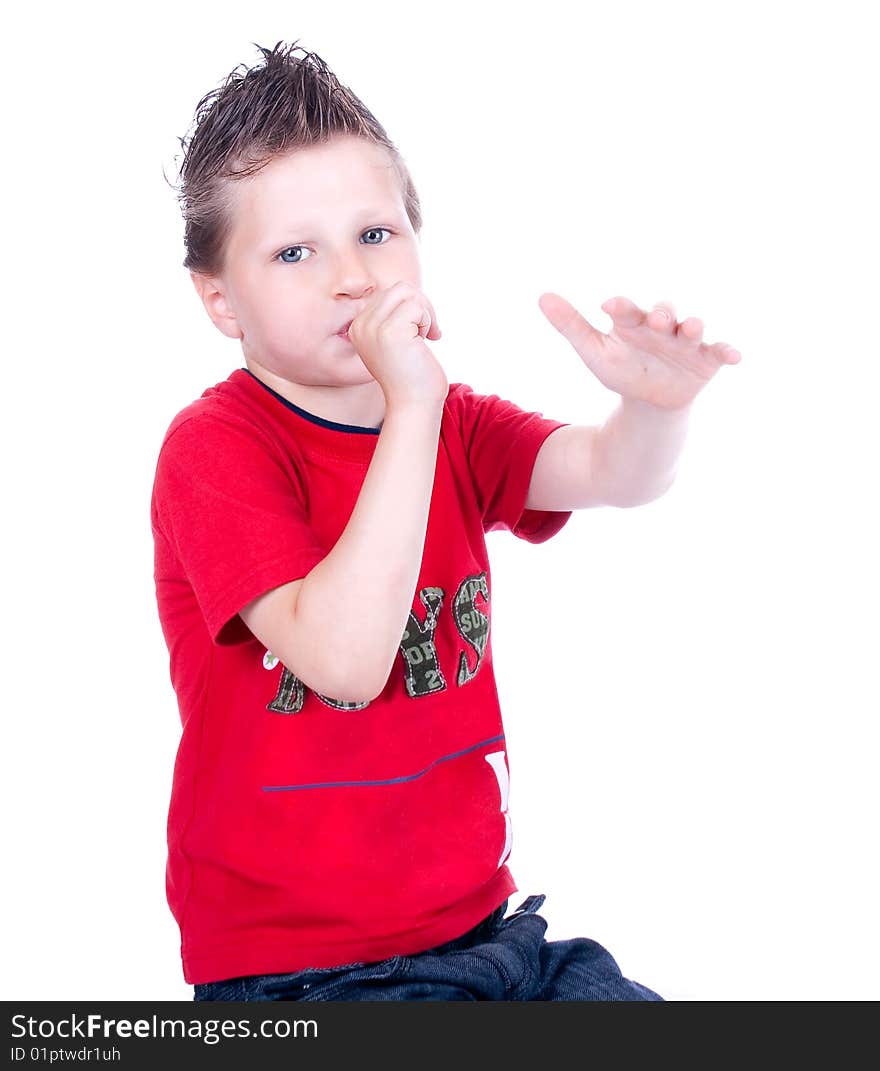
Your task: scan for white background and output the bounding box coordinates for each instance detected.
[4,0,877,1001]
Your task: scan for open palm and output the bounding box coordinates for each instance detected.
[539,293,741,411]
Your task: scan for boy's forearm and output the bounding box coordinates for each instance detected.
[594,396,692,507]
[292,399,445,701]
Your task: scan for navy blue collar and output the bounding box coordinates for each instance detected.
[244,369,381,435]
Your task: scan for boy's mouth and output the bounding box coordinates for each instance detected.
[336,320,353,340]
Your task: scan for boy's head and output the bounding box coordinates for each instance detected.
[173,41,426,395]
[176,41,421,277]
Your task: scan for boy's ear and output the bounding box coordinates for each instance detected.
[190,271,243,340]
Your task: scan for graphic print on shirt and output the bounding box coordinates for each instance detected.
[265,655,304,713]
[265,667,370,714]
[484,750,513,867]
[454,573,490,686]
[263,570,489,713]
[400,586,446,698]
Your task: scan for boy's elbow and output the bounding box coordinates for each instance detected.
[247,590,397,704]
[328,660,394,705]
[284,653,391,707]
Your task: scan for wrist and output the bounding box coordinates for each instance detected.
[619,394,693,417]
[381,387,448,419]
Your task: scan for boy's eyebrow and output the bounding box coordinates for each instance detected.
[261,207,407,242]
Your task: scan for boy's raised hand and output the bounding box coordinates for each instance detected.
[349,282,448,408]
[538,293,741,411]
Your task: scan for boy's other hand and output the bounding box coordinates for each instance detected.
[349,282,448,408]
[538,292,741,411]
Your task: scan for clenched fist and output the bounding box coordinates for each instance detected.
[348,282,448,408]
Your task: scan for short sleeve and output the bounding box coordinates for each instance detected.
[151,413,326,644]
[446,384,573,543]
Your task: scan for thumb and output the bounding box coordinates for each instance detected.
[538,293,606,360]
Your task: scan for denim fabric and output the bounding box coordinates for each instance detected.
[193,895,662,1002]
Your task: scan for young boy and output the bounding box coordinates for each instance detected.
[152,41,740,1002]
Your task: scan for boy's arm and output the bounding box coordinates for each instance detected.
[240,399,443,703]
[525,293,741,511]
[239,282,447,705]
[525,399,691,510]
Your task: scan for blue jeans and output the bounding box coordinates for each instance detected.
[192,894,663,1001]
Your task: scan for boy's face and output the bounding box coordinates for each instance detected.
[193,135,422,391]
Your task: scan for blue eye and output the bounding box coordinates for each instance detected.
[361,228,391,245]
[278,246,312,264]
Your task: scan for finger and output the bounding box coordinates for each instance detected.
[647,301,677,333]
[387,296,434,339]
[416,307,433,339]
[358,281,421,328]
[411,299,438,340]
[706,340,742,365]
[538,292,607,357]
[678,317,704,344]
[600,296,646,329]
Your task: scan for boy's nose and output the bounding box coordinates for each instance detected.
[332,251,376,299]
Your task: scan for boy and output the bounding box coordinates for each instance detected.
[152,41,740,1002]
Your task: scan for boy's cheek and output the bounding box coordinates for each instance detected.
[389,242,423,282]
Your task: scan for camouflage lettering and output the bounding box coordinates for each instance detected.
[315,693,370,712]
[399,586,447,698]
[266,666,305,714]
[453,572,490,686]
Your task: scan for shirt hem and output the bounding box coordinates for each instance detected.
[181,869,518,986]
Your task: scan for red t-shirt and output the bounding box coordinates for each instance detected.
[151,368,571,985]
